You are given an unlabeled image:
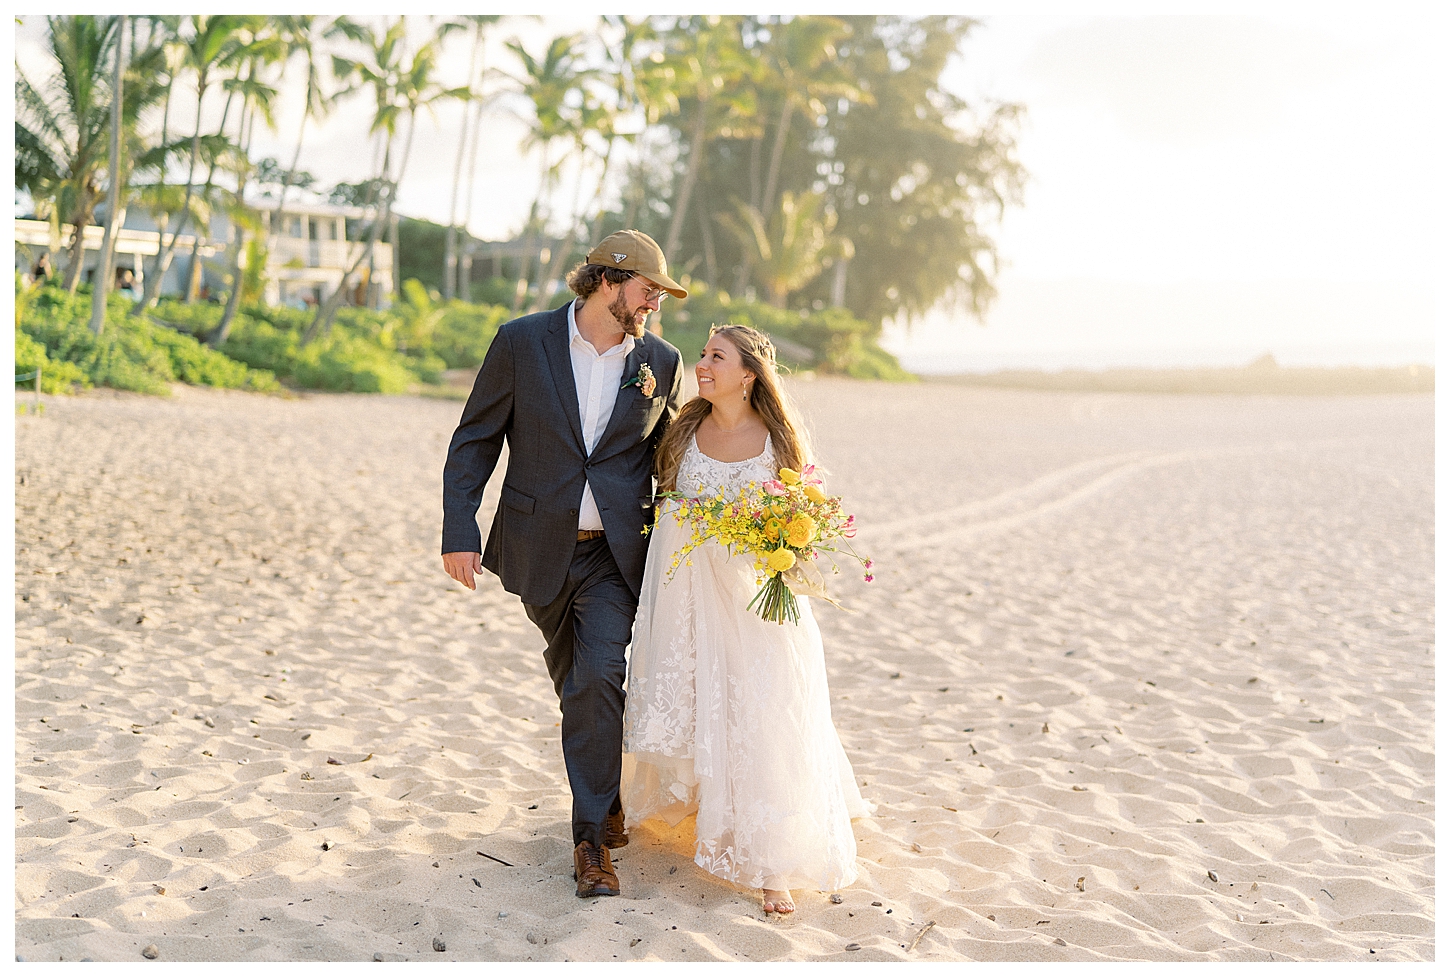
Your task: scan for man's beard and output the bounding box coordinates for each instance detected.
[608,288,649,337]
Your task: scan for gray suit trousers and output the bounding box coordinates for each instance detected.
[523,537,635,847]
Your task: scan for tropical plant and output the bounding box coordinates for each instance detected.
[438,15,502,302]
[265,16,347,256]
[87,14,127,333]
[211,26,286,344]
[655,16,758,261]
[503,32,591,312]
[719,190,838,307]
[131,15,257,313]
[15,15,124,293]
[609,15,1024,325]
[302,17,463,345]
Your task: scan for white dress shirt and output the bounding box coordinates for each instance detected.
[568,300,636,531]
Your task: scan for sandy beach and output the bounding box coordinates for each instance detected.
[14,378,1433,961]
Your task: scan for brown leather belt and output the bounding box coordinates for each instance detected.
[577,529,607,541]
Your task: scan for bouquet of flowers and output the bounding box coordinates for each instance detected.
[661,464,873,625]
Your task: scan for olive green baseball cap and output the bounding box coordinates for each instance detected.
[586,229,688,299]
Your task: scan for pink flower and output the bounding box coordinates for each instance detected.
[864,573,874,583]
[763,480,788,497]
[863,559,873,569]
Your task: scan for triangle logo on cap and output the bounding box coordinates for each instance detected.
[611,252,627,263]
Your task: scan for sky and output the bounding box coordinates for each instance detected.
[13,7,1446,371]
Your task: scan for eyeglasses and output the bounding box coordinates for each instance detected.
[628,274,668,303]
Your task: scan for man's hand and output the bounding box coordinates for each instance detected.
[442,552,483,591]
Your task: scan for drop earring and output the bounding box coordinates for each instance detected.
[742,381,751,403]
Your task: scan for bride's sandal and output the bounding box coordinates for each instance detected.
[762,889,795,914]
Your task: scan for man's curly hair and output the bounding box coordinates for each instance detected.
[565,262,633,300]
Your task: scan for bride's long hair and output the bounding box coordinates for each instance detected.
[656,324,811,492]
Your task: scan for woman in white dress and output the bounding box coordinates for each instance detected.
[622,324,870,914]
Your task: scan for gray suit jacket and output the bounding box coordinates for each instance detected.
[441,302,683,606]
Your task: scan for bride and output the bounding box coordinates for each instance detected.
[622,324,870,914]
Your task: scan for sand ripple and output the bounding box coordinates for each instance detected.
[15,382,1432,961]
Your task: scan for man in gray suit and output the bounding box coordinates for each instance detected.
[441,230,686,898]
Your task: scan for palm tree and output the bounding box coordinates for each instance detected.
[80,15,173,330]
[504,33,590,312]
[657,16,757,260]
[15,16,123,293]
[131,15,254,314]
[587,16,657,244]
[180,23,280,306]
[719,189,837,307]
[87,15,127,333]
[754,17,865,219]
[127,18,185,293]
[210,31,285,345]
[266,16,347,256]
[438,15,501,302]
[302,18,461,344]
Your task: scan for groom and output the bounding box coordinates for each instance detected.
[441,230,686,898]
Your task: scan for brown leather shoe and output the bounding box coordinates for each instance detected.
[604,809,629,849]
[573,841,620,898]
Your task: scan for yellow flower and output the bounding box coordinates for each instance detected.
[803,484,827,504]
[786,514,817,547]
[778,468,801,485]
[764,517,783,540]
[767,548,797,572]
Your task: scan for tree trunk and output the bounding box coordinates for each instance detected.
[443,34,481,303]
[698,189,718,289]
[62,214,90,294]
[183,235,204,302]
[460,80,487,301]
[133,69,211,314]
[528,150,592,314]
[212,100,258,346]
[736,131,764,294]
[761,97,793,225]
[458,249,473,302]
[511,201,541,314]
[303,108,418,342]
[269,105,311,254]
[664,100,709,258]
[584,137,617,248]
[182,111,236,306]
[209,225,246,346]
[90,14,126,335]
[749,131,763,212]
[831,255,848,307]
[389,211,401,305]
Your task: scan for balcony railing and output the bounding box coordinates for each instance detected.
[268,237,389,271]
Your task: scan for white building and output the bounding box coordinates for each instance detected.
[14,196,396,309]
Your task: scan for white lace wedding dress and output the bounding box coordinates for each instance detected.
[622,432,871,893]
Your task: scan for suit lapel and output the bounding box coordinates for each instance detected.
[542,305,587,455]
[591,342,648,460]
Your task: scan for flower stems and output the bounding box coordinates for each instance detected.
[747,572,800,625]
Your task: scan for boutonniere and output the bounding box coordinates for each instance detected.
[622,362,656,397]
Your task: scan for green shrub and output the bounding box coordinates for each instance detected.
[432,302,509,369]
[216,315,299,377]
[290,332,418,393]
[150,299,223,339]
[16,329,89,392]
[657,284,912,379]
[17,285,279,395]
